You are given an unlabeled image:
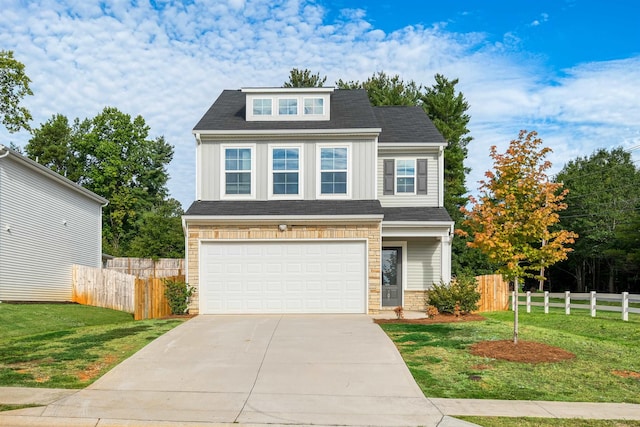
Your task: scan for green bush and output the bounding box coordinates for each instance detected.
[163,278,194,315]
[427,275,480,314]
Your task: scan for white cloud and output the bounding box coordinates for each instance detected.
[0,0,638,208]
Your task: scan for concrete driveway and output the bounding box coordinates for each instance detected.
[40,315,448,426]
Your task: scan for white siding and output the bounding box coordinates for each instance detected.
[406,239,441,290]
[197,138,377,201]
[377,151,440,207]
[0,157,103,301]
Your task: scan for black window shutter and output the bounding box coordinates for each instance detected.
[383,159,395,195]
[417,159,428,195]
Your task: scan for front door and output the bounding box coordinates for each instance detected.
[382,247,402,307]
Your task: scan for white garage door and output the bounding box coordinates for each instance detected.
[200,240,366,314]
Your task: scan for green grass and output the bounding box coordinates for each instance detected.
[379,309,640,403]
[459,417,640,427]
[0,404,39,412]
[0,303,183,388]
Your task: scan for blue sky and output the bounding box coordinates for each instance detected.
[1,0,639,208]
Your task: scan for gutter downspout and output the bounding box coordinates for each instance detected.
[0,145,10,158]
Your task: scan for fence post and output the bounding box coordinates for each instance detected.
[526,291,531,313]
[565,291,571,315]
[622,292,629,321]
[512,291,516,311]
[590,291,597,317]
[544,291,549,314]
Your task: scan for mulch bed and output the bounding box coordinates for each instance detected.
[374,313,486,324]
[470,340,576,363]
[375,313,576,363]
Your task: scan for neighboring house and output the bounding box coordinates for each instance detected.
[182,87,453,314]
[0,145,108,301]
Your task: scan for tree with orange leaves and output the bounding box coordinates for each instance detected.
[460,130,577,343]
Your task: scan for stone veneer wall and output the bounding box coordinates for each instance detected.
[186,222,382,314]
[403,290,429,312]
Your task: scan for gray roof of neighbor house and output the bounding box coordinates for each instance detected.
[185,200,384,217]
[193,89,446,143]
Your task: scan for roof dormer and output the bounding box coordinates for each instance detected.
[242,87,334,122]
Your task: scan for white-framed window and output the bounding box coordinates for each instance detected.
[317,145,350,197]
[221,145,255,198]
[253,98,272,116]
[269,145,303,198]
[396,159,416,194]
[304,97,324,115]
[278,98,298,115]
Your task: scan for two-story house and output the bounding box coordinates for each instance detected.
[182,87,453,314]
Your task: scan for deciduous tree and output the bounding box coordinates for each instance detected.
[460,130,577,343]
[554,148,640,292]
[0,50,33,133]
[25,107,177,257]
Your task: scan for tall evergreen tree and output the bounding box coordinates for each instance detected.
[284,68,327,87]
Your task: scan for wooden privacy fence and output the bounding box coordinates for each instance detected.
[105,257,184,278]
[475,274,510,312]
[513,291,640,321]
[73,265,135,313]
[72,265,180,320]
[134,276,182,320]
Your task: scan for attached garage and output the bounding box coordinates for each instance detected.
[199,240,367,314]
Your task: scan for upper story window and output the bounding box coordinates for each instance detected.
[224,147,253,196]
[319,146,348,196]
[244,88,333,121]
[253,98,272,115]
[383,158,428,196]
[304,98,324,115]
[278,98,298,115]
[396,159,416,194]
[272,147,300,196]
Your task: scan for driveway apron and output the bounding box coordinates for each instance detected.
[43,315,445,426]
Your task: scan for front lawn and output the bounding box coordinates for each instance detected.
[459,417,640,427]
[379,309,640,403]
[0,303,183,389]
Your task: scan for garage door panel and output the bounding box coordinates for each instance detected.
[200,241,366,314]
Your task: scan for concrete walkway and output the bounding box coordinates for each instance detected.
[1,314,640,426]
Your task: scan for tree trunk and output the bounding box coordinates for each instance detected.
[513,277,519,344]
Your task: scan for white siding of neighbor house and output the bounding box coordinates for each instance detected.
[406,238,442,290]
[197,138,377,201]
[377,150,440,207]
[0,156,103,301]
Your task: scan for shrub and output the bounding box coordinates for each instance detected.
[163,278,194,315]
[427,275,480,314]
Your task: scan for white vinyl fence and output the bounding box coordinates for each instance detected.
[512,291,640,321]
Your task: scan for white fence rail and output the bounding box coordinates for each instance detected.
[512,291,640,321]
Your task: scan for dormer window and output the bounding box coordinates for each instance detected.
[304,98,324,115]
[253,99,272,115]
[278,98,298,115]
[243,87,333,121]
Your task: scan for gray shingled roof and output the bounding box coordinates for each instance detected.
[193,89,445,143]
[185,200,384,216]
[193,89,379,131]
[374,106,446,143]
[185,200,452,222]
[382,207,452,222]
